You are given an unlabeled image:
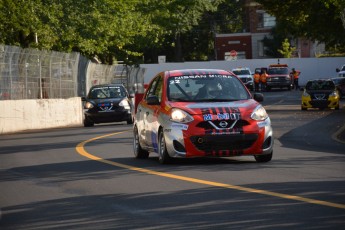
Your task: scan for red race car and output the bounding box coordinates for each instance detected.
[133,69,273,164]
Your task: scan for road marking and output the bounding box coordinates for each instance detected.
[76,131,345,210]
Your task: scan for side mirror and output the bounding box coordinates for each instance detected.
[253,93,264,102]
[146,95,160,105]
[336,68,340,72]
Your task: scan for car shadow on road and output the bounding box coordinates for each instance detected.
[277,109,345,154]
[1,178,344,229]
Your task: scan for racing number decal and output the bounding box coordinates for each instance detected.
[201,107,241,121]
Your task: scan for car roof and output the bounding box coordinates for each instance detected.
[166,69,231,77]
[90,84,125,88]
[269,64,288,68]
[307,79,333,82]
[231,67,250,70]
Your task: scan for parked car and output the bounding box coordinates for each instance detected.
[266,64,293,91]
[301,79,340,110]
[231,67,254,91]
[331,77,345,98]
[133,69,274,164]
[82,84,133,127]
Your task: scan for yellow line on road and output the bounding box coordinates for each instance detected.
[76,131,345,210]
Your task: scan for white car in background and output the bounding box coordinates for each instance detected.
[231,67,254,91]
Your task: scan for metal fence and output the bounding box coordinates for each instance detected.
[0,44,79,100]
[0,44,145,100]
[86,63,146,96]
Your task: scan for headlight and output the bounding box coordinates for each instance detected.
[119,99,131,110]
[251,105,268,121]
[84,102,94,109]
[170,108,194,123]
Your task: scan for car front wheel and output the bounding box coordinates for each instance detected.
[133,126,149,159]
[127,116,134,124]
[83,116,94,127]
[158,130,172,164]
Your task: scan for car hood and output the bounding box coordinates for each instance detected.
[168,100,260,116]
[89,97,124,105]
[267,74,288,77]
[306,89,333,94]
[237,74,252,78]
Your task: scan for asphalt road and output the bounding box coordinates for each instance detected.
[1,90,345,229]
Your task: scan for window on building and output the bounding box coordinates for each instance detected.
[257,10,276,28]
[258,41,264,57]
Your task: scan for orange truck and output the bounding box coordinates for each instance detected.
[265,64,293,91]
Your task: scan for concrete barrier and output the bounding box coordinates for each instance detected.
[141,57,345,86]
[0,97,83,134]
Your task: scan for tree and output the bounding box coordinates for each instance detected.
[0,0,242,64]
[137,0,223,62]
[0,0,58,49]
[256,0,345,51]
[278,38,296,58]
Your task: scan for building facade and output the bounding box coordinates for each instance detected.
[215,0,324,60]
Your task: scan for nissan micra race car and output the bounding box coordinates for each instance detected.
[301,79,340,110]
[133,69,273,164]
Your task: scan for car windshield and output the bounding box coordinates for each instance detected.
[89,86,126,99]
[232,70,250,75]
[267,68,289,75]
[306,81,335,90]
[168,74,250,102]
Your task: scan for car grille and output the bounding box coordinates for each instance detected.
[310,93,330,100]
[196,119,249,130]
[267,76,289,82]
[240,77,251,83]
[309,93,331,107]
[310,100,329,107]
[97,102,115,111]
[190,134,258,154]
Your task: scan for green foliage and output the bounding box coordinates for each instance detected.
[256,0,345,51]
[278,38,296,58]
[0,0,231,64]
[1,0,344,63]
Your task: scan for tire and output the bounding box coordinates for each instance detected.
[133,126,149,159]
[83,117,94,127]
[127,116,134,124]
[254,151,272,163]
[301,106,307,111]
[158,130,172,164]
[335,104,340,110]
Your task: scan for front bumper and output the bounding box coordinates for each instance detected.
[163,115,273,158]
[84,109,131,123]
[266,81,292,87]
[301,96,339,109]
